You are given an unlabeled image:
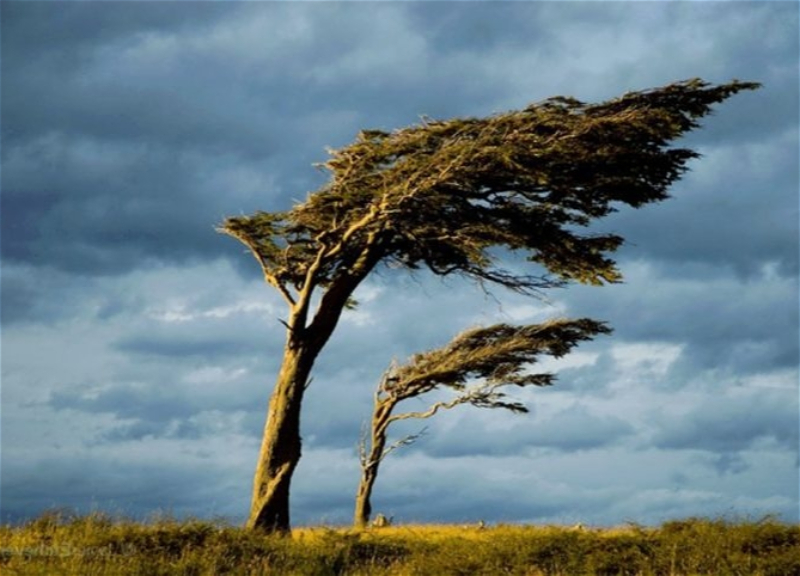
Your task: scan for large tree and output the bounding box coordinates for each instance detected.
[218,79,758,532]
[354,319,610,529]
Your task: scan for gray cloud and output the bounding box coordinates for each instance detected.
[1,263,110,324]
[2,0,797,527]
[6,1,795,278]
[113,332,259,359]
[421,404,635,458]
[651,388,798,455]
[48,382,253,428]
[1,452,250,525]
[97,410,251,444]
[707,453,750,477]
[565,262,799,381]
[594,136,799,279]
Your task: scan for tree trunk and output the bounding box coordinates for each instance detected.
[353,466,375,529]
[354,433,387,528]
[246,343,312,533]
[247,263,377,532]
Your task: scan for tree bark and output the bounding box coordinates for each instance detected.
[354,433,386,528]
[247,270,371,532]
[246,342,312,532]
[354,395,395,529]
[353,468,374,529]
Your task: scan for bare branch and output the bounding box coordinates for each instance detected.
[358,422,368,467]
[377,427,428,464]
[387,398,469,424]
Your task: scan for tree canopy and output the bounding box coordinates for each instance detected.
[220,79,760,313]
[381,318,611,415]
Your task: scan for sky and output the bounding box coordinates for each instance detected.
[1,1,798,528]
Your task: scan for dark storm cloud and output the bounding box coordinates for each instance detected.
[2,2,273,151]
[114,332,258,359]
[565,262,799,381]
[1,454,248,524]
[2,2,340,274]
[2,132,280,274]
[652,388,798,454]
[421,404,634,458]
[595,134,799,279]
[405,1,550,54]
[7,0,793,280]
[48,380,251,426]
[0,2,232,59]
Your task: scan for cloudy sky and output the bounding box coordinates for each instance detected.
[2,1,798,527]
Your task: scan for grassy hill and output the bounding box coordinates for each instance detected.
[1,511,798,575]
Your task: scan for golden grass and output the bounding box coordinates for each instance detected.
[1,511,798,576]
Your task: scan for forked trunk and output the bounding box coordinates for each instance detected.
[246,345,312,532]
[247,264,376,532]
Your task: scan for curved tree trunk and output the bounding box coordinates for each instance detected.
[354,433,386,528]
[246,343,312,532]
[353,466,375,529]
[245,256,379,533]
[354,396,395,529]
[246,274,367,532]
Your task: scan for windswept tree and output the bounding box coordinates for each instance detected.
[218,79,759,532]
[354,318,610,529]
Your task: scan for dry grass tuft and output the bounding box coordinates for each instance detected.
[1,511,798,575]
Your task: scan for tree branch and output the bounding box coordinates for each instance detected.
[218,227,297,306]
[378,427,428,463]
[387,396,475,424]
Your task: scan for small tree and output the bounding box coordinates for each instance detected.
[355,318,610,528]
[218,79,758,532]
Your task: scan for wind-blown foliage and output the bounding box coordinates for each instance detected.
[354,319,611,527]
[221,79,759,302]
[218,79,759,532]
[384,319,611,407]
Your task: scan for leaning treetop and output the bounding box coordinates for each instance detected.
[384,319,613,412]
[220,79,759,303]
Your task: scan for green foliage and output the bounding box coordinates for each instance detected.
[389,319,612,400]
[2,511,798,576]
[220,79,760,300]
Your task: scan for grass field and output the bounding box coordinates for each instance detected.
[1,510,798,575]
